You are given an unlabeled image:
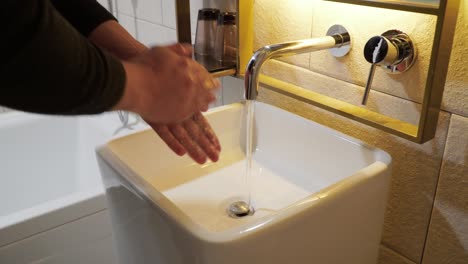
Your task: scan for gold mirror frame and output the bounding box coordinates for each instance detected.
[176,0,460,143]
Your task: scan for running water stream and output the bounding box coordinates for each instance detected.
[226,100,256,218]
[245,100,255,209]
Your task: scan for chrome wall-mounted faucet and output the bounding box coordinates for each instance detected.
[362,30,417,105]
[244,25,351,101]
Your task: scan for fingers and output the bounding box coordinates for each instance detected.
[169,124,208,164]
[140,44,221,123]
[192,112,221,152]
[167,43,193,58]
[179,43,193,57]
[148,122,186,156]
[183,117,220,162]
[148,113,221,164]
[189,61,220,112]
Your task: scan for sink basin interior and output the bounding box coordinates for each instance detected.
[102,102,390,233]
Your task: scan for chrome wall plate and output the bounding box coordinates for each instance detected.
[327,24,351,58]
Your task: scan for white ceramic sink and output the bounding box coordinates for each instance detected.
[98,102,391,264]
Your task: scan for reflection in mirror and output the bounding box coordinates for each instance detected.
[368,0,439,7]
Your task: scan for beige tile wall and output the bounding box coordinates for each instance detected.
[379,245,416,264]
[251,0,468,263]
[422,114,468,264]
[421,3,468,262]
[309,1,436,104]
[441,1,468,117]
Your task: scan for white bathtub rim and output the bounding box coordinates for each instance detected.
[0,188,106,247]
[0,111,148,247]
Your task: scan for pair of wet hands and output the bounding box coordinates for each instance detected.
[144,45,221,165]
[147,112,221,164]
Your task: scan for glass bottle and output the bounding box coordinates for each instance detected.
[194,8,220,56]
[214,12,237,63]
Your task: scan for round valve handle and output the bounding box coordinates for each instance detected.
[361,30,416,105]
[364,36,400,65]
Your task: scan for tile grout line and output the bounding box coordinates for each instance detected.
[308,2,315,71]
[381,242,417,264]
[159,0,165,30]
[274,59,424,106]
[118,12,176,31]
[418,113,453,264]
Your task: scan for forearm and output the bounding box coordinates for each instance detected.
[51,0,145,59]
[50,0,145,111]
[89,20,147,60]
[113,61,150,112]
[1,0,125,115]
[50,0,116,37]
[86,20,148,111]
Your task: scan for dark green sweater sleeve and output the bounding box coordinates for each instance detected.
[0,0,126,115]
[50,0,117,37]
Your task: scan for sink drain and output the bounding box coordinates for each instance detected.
[227,201,254,218]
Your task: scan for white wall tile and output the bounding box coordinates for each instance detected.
[190,0,204,38]
[161,0,177,29]
[137,20,178,46]
[116,0,163,24]
[117,13,138,38]
[117,13,177,46]
[422,114,468,264]
[96,0,109,10]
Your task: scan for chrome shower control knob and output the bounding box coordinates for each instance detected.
[364,36,399,66]
[361,30,417,105]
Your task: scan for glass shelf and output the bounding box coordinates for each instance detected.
[194,54,237,78]
[324,0,440,15]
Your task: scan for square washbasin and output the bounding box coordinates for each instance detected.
[97,102,391,264]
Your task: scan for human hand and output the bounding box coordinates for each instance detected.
[116,45,220,124]
[114,43,222,163]
[89,19,223,164]
[147,44,221,164]
[147,112,221,164]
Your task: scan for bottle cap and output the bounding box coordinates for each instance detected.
[217,12,236,25]
[198,8,220,20]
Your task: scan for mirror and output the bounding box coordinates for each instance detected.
[351,0,440,9]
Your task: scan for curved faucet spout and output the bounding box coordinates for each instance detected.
[244,31,350,100]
